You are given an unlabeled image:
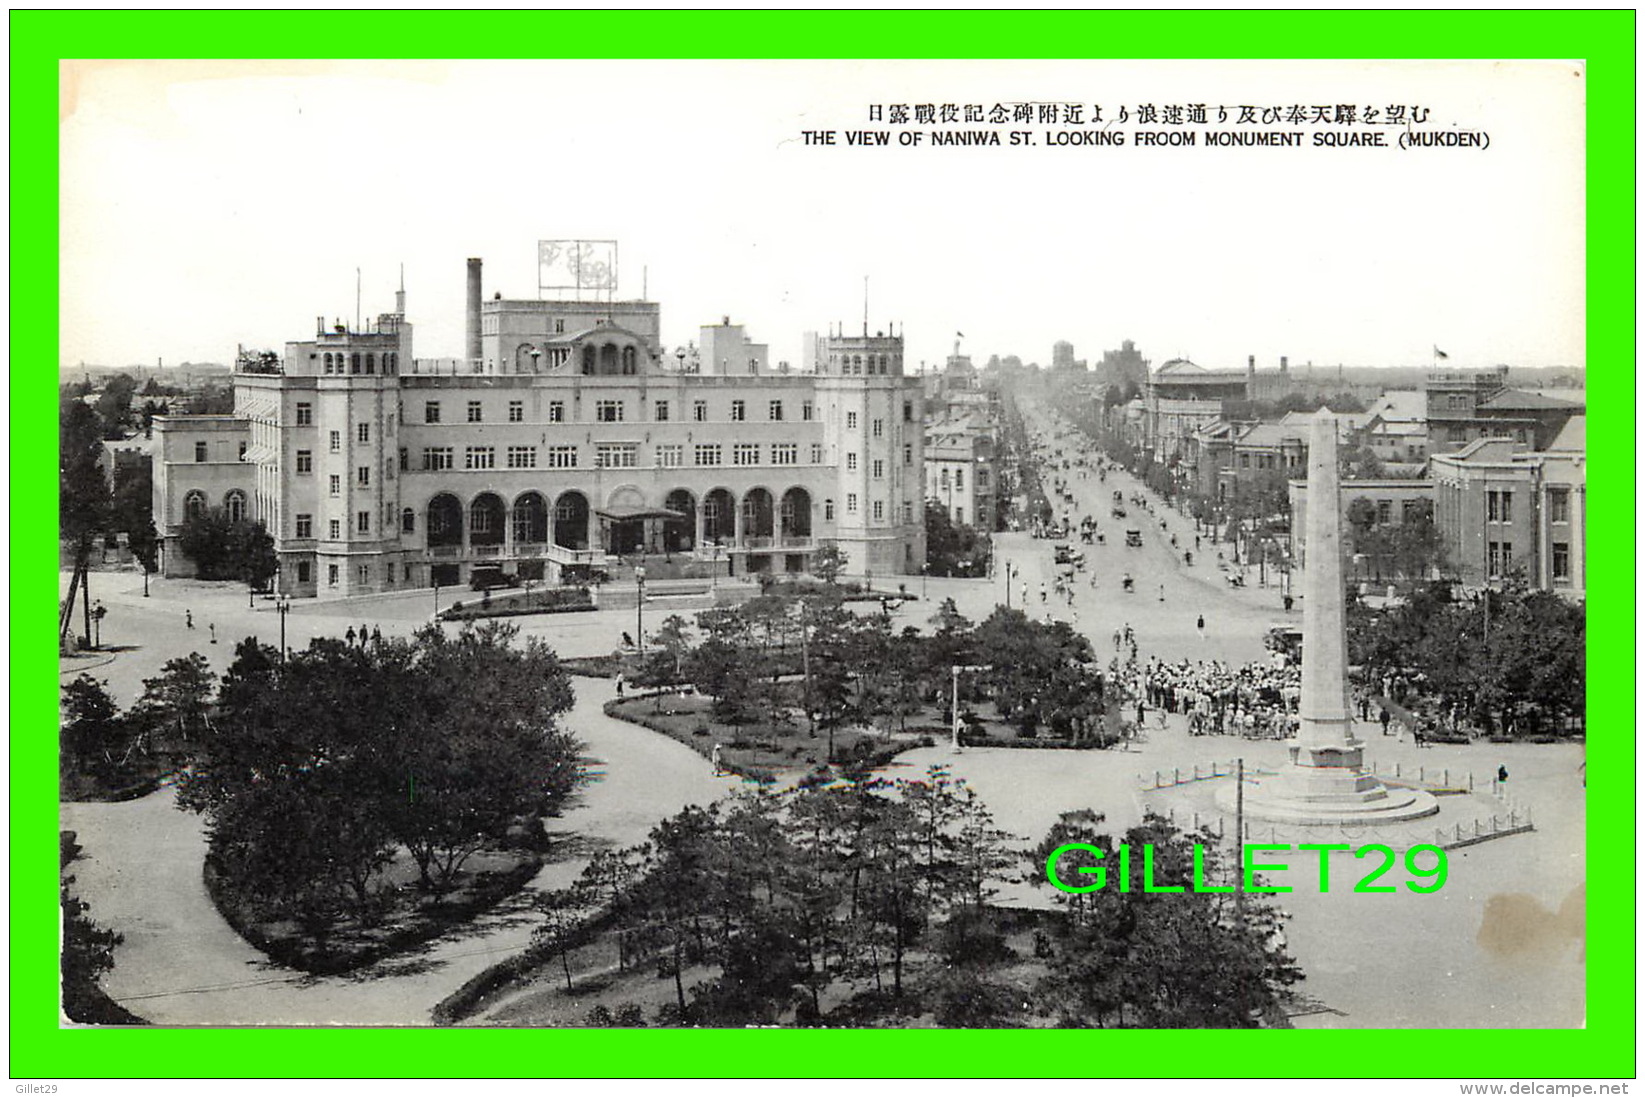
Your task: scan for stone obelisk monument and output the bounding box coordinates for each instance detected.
[1226,409,1437,824]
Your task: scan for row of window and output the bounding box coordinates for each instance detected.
[408,442,831,472]
[320,351,399,376]
[421,397,824,426]
[828,353,900,376]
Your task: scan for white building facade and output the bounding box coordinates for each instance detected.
[153,259,925,597]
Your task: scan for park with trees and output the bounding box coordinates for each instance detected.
[438,776,1302,1028]
[602,590,1126,782]
[1348,580,1585,741]
[61,622,585,973]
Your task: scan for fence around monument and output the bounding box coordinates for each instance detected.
[1137,760,1535,852]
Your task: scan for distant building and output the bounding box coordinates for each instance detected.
[924,422,997,532]
[1429,417,1585,598]
[1095,339,1149,390]
[1289,479,1435,574]
[1363,390,1430,469]
[1050,340,1085,372]
[1143,358,1252,463]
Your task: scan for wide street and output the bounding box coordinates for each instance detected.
[54,403,1582,1027]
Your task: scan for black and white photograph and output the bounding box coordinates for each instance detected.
[58,58,1588,1033]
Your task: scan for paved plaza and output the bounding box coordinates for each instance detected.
[57,410,1584,1027]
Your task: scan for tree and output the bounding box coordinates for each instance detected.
[94,374,139,439]
[1033,812,1302,1027]
[129,516,161,580]
[61,675,131,787]
[232,520,278,593]
[110,461,153,536]
[60,396,110,558]
[390,623,579,891]
[177,507,239,579]
[131,652,217,755]
[178,508,275,585]
[810,542,848,585]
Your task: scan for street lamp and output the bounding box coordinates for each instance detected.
[276,593,291,660]
[433,579,441,619]
[91,601,105,648]
[635,565,647,655]
[922,562,929,598]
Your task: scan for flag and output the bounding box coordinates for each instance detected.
[1434,346,1449,360]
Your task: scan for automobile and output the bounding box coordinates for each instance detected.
[1054,544,1076,565]
[1112,505,1128,519]
[1124,529,1143,547]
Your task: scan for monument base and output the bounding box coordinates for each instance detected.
[1215,751,1440,825]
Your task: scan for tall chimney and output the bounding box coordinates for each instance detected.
[1280,355,1289,374]
[465,258,483,364]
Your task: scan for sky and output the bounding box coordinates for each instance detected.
[59,59,1586,375]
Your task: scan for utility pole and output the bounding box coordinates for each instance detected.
[800,600,813,736]
[1235,756,1246,924]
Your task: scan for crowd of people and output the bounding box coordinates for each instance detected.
[1139,655,1303,740]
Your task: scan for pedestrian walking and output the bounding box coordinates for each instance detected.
[1497,764,1509,784]
[1196,613,1205,636]
[615,674,625,698]
[186,609,195,629]
[1158,584,1165,602]
[209,623,217,645]
[1379,706,1391,735]
[345,626,357,646]
[360,623,369,647]
[371,626,382,646]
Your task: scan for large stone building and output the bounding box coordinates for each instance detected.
[153,257,926,598]
[1429,417,1585,598]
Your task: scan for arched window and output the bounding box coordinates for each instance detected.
[184,490,207,521]
[581,345,597,374]
[350,353,361,374]
[365,352,376,373]
[621,346,637,374]
[402,507,415,533]
[224,490,247,523]
[323,352,333,374]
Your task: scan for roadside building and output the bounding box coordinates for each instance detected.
[152,255,926,596]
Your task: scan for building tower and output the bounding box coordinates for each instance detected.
[815,324,925,577]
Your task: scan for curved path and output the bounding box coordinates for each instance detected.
[61,681,738,1025]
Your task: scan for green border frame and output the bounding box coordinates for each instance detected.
[13,10,1634,1080]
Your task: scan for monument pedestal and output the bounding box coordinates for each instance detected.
[1220,738,1440,825]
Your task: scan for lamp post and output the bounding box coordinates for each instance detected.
[433,579,441,619]
[1004,561,1015,608]
[249,584,256,609]
[91,601,105,648]
[922,562,929,598]
[635,565,647,654]
[276,593,290,660]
